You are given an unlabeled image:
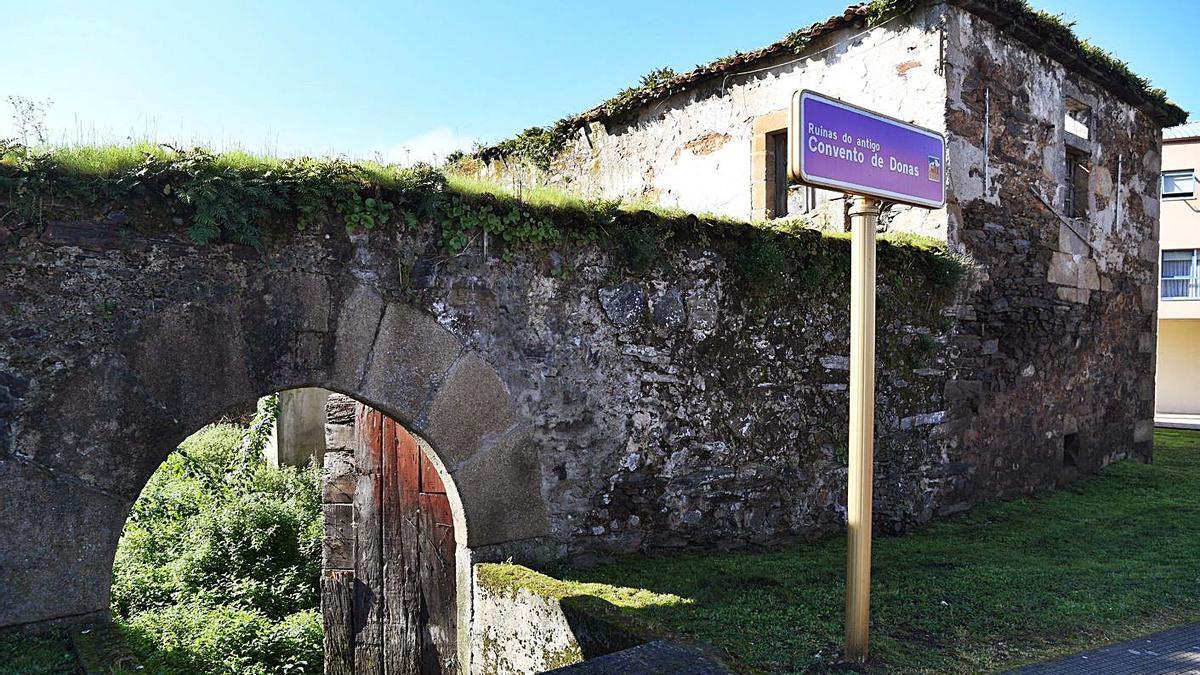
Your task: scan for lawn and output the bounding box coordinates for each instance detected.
[533,428,1200,673]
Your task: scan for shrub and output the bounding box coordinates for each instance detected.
[112,413,323,674]
[121,603,321,675]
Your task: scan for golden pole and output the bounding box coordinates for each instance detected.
[845,195,880,663]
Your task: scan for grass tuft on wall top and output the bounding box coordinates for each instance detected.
[0,142,966,299]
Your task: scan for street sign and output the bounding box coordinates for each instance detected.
[788,90,946,208]
[786,90,947,664]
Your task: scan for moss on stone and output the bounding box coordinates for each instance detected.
[476,563,688,611]
[542,643,585,669]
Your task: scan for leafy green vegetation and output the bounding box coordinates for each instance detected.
[0,143,965,300]
[111,400,324,675]
[482,429,1200,673]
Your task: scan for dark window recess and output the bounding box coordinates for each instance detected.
[1065,148,1090,219]
[770,131,789,219]
[1062,433,1081,468]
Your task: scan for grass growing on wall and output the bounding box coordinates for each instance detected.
[111,409,324,675]
[493,429,1200,673]
[0,143,966,307]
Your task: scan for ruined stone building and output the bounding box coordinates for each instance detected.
[0,0,1187,671]
[463,0,1186,489]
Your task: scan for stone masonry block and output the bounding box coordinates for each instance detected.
[331,284,386,391]
[128,304,255,442]
[357,302,463,427]
[450,429,548,547]
[424,352,517,469]
[1134,419,1155,444]
[0,459,129,627]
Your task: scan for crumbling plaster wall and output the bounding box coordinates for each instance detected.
[477,6,951,238]
[937,5,1161,499]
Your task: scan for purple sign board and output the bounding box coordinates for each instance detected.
[788,90,946,208]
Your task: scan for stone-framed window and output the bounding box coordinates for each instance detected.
[1065,98,1091,141]
[751,109,788,221]
[1063,95,1092,220]
[751,109,816,221]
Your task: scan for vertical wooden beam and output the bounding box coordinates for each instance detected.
[845,196,880,663]
[418,492,457,674]
[322,569,355,675]
[353,406,384,674]
[382,421,422,675]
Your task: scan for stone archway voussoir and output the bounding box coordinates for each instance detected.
[422,351,518,469]
[449,427,548,547]
[355,301,464,431]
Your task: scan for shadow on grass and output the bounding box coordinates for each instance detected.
[541,430,1200,674]
[0,629,78,675]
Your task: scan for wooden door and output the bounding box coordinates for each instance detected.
[324,404,457,675]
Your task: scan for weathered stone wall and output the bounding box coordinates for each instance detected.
[934,5,1160,502]
[470,6,950,238]
[0,210,958,627]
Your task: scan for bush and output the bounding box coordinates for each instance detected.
[121,603,321,675]
[112,409,324,674]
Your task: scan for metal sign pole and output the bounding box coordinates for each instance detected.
[845,194,880,663]
[788,89,944,665]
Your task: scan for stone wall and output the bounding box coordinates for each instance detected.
[0,6,1170,617]
[0,206,961,626]
[469,5,951,238]
[465,0,1167,511]
[935,5,1160,501]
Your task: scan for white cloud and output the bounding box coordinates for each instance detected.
[382,126,477,166]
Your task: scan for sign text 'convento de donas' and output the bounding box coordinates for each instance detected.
[788,90,946,209]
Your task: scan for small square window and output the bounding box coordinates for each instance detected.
[1163,170,1195,200]
[1065,99,1090,140]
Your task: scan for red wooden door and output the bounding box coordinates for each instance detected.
[352,404,457,675]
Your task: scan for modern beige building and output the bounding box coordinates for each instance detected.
[1157,123,1200,419]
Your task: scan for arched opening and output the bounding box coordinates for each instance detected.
[113,386,471,674]
[2,282,546,672]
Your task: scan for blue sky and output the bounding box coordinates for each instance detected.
[2,0,1195,162]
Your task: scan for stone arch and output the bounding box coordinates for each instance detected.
[1,274,546,637]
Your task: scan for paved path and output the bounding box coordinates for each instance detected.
[1011,624,1200,674]
[1156,413,1200,430]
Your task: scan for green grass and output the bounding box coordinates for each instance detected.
[494,428,1200,673]
[0,630,78,674]
[13,423,1194,674]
